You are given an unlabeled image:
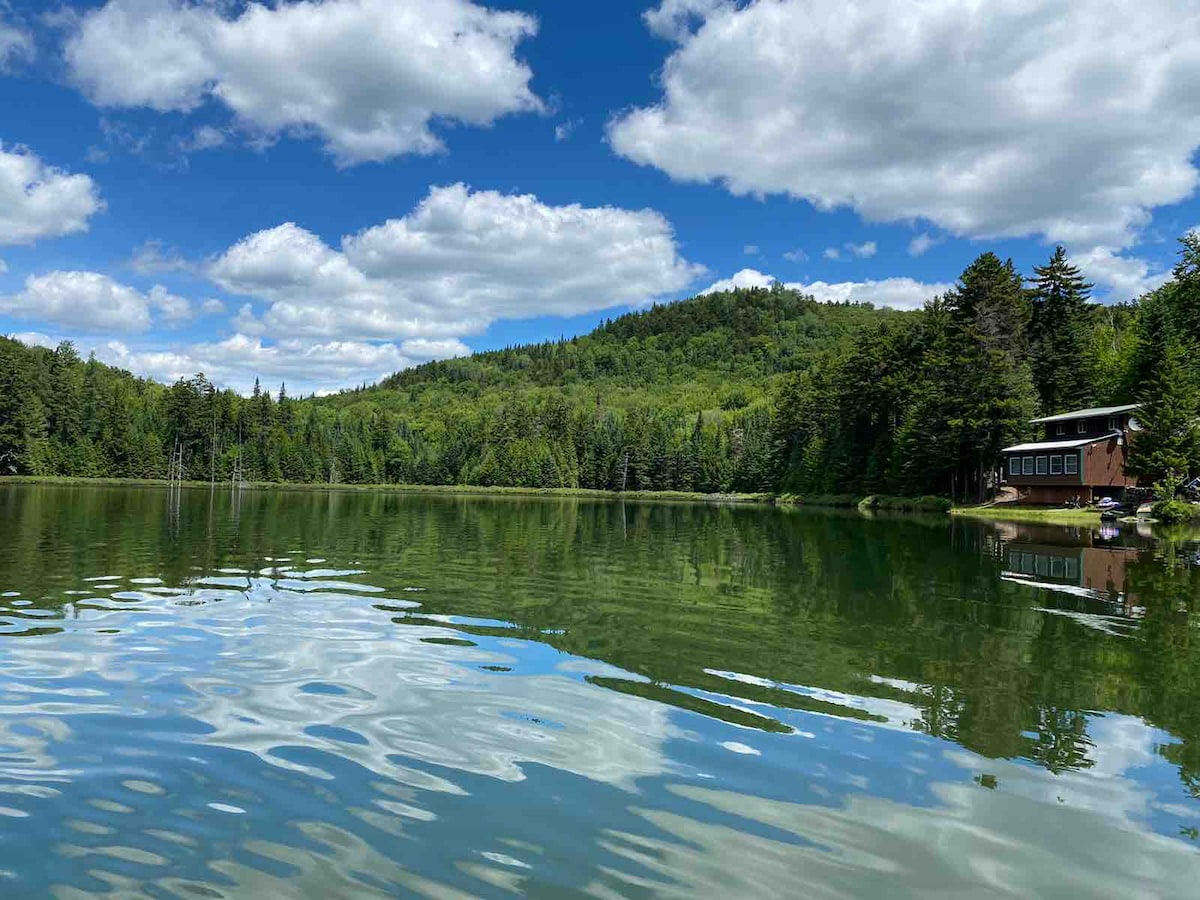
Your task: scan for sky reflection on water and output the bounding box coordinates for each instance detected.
[0,484,1199,897]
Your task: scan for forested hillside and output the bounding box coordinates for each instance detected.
[2,237,1199,499]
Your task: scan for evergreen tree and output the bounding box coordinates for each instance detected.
[1127,342,1200,482]
[1127,288,1177,398]
[1029,246,1094,413]
[944,254,1039,500]
[0,254,1193,498]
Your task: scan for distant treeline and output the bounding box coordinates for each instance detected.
[2,237,1199,499]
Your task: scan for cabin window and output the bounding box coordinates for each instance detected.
[1077,420,1087,434]
[1056,423,1066,436]
[1064,453,1078,475]
[1108,415,1120,431]
[1022,456,1035,476]
[1065,557,1079,580]
[1008,457,1021,476]
[1050,455,1063,475]
[1036,456,1048,475]
[1051,557,1065,578]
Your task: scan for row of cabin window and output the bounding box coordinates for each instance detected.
[1008,551,1080,581]
[1054,416,1121,436]
[1008,453,1079,476]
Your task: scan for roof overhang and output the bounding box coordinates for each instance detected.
[1002,432,1121,453]
[1030,403,1140,425]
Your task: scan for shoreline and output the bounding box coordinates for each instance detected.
[0,476,773,505]
[0,477,1131,525]
[950,505,1102,525]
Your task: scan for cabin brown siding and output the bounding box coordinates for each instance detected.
[1082,438,1135,489]
[1017,484,1083,504]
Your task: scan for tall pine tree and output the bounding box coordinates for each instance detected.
[945,253,1039,501]
[1029,246,1094,413]
[1127,342,1200,483]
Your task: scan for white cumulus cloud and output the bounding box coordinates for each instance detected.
[1070,247,1171,301]
[611,0,1200,249]
[98,334,448,394]
[65,0,542,164]
[1,271,153,332]
[790,277,952,311]
[701,267,949,310]
[210,183,704,340]
[0,17,32,70]
[0,144,103,245]
[908,233,940,257]
[0,271,198,333]
[700,267,776,294]
[400,337,472,359]
[643,0,729,42]
[148,284,192,324]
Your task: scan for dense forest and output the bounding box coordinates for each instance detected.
[2,237,1199,500]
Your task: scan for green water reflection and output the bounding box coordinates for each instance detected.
[0,484,1198,897]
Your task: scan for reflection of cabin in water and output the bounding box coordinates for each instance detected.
[1001,404,1140,505]
[1004,542,1132,596]
[993,535,1142,628]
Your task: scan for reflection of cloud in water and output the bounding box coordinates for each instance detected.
[1,579,674,798]
[3,568,1200,897]
[173,586,675,790]
[607,751,1200,899]
[704,668,925,732]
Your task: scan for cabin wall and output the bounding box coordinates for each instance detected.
[1021,484,1085,505]
[1042,413,1129,441]
[1082,438,1135,491]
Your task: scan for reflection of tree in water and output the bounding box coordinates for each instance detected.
[1028,707,1095,773]
[2,486,1199,787]
[1124,538,1200,796]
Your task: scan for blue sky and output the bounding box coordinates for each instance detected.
[1,0,1198,393]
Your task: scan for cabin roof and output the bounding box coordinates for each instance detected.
[1030,403,1139,424]
[1002,432,1121,453]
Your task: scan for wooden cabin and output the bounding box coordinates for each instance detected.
[1000,404,1140,505]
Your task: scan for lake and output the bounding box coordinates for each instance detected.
[1,484,1198,897]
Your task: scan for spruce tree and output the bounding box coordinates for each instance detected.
[944,253,1040,501]
[1127,342,1200,483]
[1170,230,1200,374]
[1127,288,1177,398]
[1029,246,1094,413]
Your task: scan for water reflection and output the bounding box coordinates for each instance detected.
[0,484,1198,896]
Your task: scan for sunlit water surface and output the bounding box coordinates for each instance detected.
[1,484,1199,898]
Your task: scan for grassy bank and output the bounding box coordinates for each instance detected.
[0,476,773,505]
[951,505,1102,526]
[777,494,953,514]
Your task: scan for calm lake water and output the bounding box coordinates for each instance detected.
[1,485,1199,898]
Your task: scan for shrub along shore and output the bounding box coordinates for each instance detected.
[10,476,1192,525]
[0,476,773,504]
